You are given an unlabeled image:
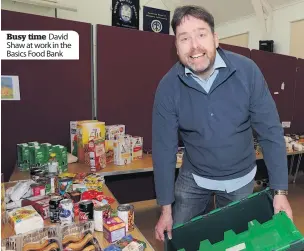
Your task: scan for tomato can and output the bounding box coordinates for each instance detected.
[79,200,94,222]
[117,204,134,232]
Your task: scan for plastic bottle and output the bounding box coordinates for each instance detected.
[48,153,59,174]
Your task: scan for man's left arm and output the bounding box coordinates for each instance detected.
[249,62,293,220]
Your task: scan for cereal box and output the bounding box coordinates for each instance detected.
[103,217,126,243]
[86,139,106,172]
[114,135,132,165]
[70,120,97,157]
[106,125,125,140]
[131,136,143,160]
[17,143,30,171]
[78,121,106,163]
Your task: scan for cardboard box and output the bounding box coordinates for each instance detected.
[131,136,143,160]
[106,125,125,140]
[103,217,126,243]
[8,205,44,235]
[21,195,50,220]
[78,121,106,163]
[114,135,132,165]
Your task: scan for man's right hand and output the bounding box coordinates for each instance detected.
[155,205,173,241]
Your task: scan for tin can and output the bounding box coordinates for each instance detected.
[117,204,134,232]
[31,169,44,182]
[58,178,73,195]
[59,199,74,225]
[94,204,111,232]
[31,183,45,196]
[69,191,81,217]
[79,200,94,222]
[49,196,62,223]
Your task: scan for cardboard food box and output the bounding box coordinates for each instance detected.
[17,143,30,171]
[106,125,125,140]
[21,226,61,251]
[131,136,143,160]
[114,135,132,166]
[21,195,50,220]
[70,120,98,157]
[77,121,106,163]
[105,140,115,164]
[8,205,44,235]
[103,217,126,243]
[86,139,106,172]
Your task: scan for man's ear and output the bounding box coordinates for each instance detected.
[214,32,219,48]
[175,39,179,55]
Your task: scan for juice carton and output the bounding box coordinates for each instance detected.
[114,135,132,166]
[28,141,39,146]
[29,146,45,168]
[78,122,106,163]
[51,145,68,173]
[17,143,30,170]
[131,136,143,160]
[40,143,52,163]
[106,125,125,140]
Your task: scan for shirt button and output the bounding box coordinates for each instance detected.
[211,113,214,116]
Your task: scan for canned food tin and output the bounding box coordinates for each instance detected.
[49,196,62,223]
[59,199,74,225]
[117,204,134,232]
[31,169,44,182]
[94,204,111,232]
[79,200,94,222]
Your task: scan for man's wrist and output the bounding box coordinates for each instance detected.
[161,205,172,215]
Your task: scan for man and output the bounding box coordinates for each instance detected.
[152,5,293,242]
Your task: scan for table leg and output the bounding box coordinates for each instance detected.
[293,154,303,184]
[289,155,295,176]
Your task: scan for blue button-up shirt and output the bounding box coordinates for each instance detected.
[185,51,256,192]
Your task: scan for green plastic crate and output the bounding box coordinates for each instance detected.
[198,211,304,251]
[164,189,304,251]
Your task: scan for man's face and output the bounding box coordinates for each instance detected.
[175,15,219,76]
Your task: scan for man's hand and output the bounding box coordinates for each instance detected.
[273,195,293,221]
[155,205,173,241]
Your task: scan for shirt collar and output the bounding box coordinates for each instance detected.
[185,49,227,76]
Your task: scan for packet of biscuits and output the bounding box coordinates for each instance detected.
[60,221,102,251]
[20,226,61,251]
[1,235,21,251]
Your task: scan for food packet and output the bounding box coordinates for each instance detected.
[20,226,62,251]
[1,235,21,251]
[60,221,102,251]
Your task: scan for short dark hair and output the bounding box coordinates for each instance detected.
[171,5,215,34]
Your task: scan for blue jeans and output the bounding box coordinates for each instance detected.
[173,168,255,225]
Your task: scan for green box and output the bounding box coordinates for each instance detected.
[17,143,30,171]
[29,146,45,168]
[165,189,304,251]
[28,141,39,146]
[40,143,52,163]
[50,145,68,173]
[198,212,304,251]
